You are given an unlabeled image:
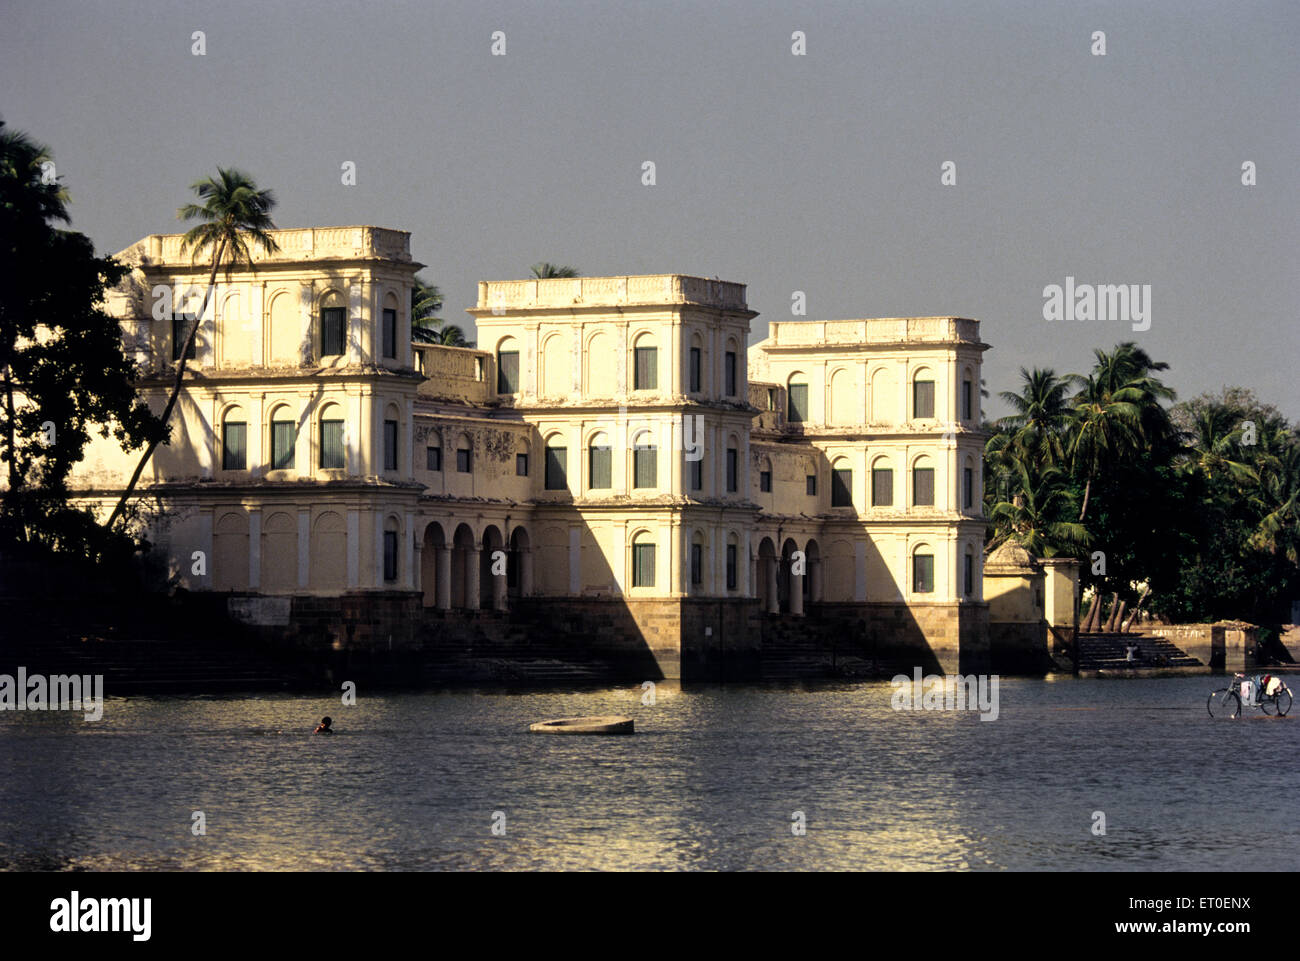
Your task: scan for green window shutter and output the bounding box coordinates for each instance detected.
[497,351,520,393]
[788,384,808,422]
[321,307,346,356]
[272,421,296,470]
[634,447,657,488]
[589,445,612,489]
[633,543,656,587]
[913,380,935,419]
[382,308,397,358]
[872,468,893,506]
[831,468,853,507]
[914,554,934,593]
[545,446,567,490]
[321,419,345,469]
[222,422,247,470]
[913,467,935,506]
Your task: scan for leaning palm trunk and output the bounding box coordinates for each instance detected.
[105,238,226,530]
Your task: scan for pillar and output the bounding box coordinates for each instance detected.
[791,570,804,616]
[810,558,823,603]
[436,546,451,611]
[464,544,480,611]
[765,558,779,614]
[492,557,508,611]
[520,549,533,596]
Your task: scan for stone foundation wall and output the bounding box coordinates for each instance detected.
[680,597,763,681]
[815,601,989,674]
[989,619,1053,675]
[1159,623,1259,672]
[227,591,423,652]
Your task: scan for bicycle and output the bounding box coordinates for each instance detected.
[1207,673,1293,718]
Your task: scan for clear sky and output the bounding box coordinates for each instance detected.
[3,0,1296,419]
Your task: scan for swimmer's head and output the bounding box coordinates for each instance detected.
[321,716,332,727]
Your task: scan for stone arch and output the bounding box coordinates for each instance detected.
[541,330,570,397]
[420,520,448,609]
[757,536,778,614]
[218,289,254,367]
[804,537,822,604]
[309,510,346,590]
[828,366,856,426]
[267,288,299,365]
[870,366,895,424]
[508,526,532,599]
[261,511,297,593]
[451,523,476,609]
[585,330,615,396]
[481,524,506,610]
[213,509,249,591]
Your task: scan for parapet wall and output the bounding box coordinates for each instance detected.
[1158,622,1260,672]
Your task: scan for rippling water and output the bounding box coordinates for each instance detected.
[0,676,1295,870]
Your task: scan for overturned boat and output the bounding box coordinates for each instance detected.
[528,715,634,735]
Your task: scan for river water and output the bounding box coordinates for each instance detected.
[0,675,1295,871]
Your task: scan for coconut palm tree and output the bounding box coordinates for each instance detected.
[996,366,1073,469]
[530,262,579,279]
[410,275,469,346]
[1179,403,1259,487]
[105,168,278,529]
[1067,374,1143,522]
[987,461,1089,556]
[1249,426,1300,563]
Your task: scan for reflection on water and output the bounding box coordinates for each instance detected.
[0,676,1295,870]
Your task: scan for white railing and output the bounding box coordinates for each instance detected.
[148,226,411,264]
[770,317,981,346]
[476,274,748,310]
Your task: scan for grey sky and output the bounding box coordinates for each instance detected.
[3,0,1296,419]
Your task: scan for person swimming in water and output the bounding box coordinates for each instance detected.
[313,716,333,734]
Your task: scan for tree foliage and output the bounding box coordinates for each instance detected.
[985,349,1299,627]
[0,119,162,560]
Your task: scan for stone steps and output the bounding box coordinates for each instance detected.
[1076,632,1202,672]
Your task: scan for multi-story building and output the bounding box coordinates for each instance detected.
[71,226,994,678]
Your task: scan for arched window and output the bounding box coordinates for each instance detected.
[913,545,935,594]
[270,405,296,471]
[383,403,401,472]
[724,337,739,397]
[871,456,893,507]
[383,516,400,582]
[588,432,612,490]
[320,290,346,357]
[688,333,704,394]
[964,546,975,597]
[912,367,935,419]
[382,292,399,360]
[690,531,706,588]
[962,455,976,510]
[725,533,739,591]
[544,433,567,490]
[319,404,345,470]
[961,366,975,421]
[725,434,739,493]
[515,439,530,477]
[633,334,658,390]
[759,456,773,493]
[831,456,853,507]
[455,433,472,473]
[631,531,656,588]
[633,429,657,489]
[221,406,247,471]
[787,373,808,423]
[496,336,520,394]
[912,455,935,507]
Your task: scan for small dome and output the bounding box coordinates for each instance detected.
[984,540,1042,573]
